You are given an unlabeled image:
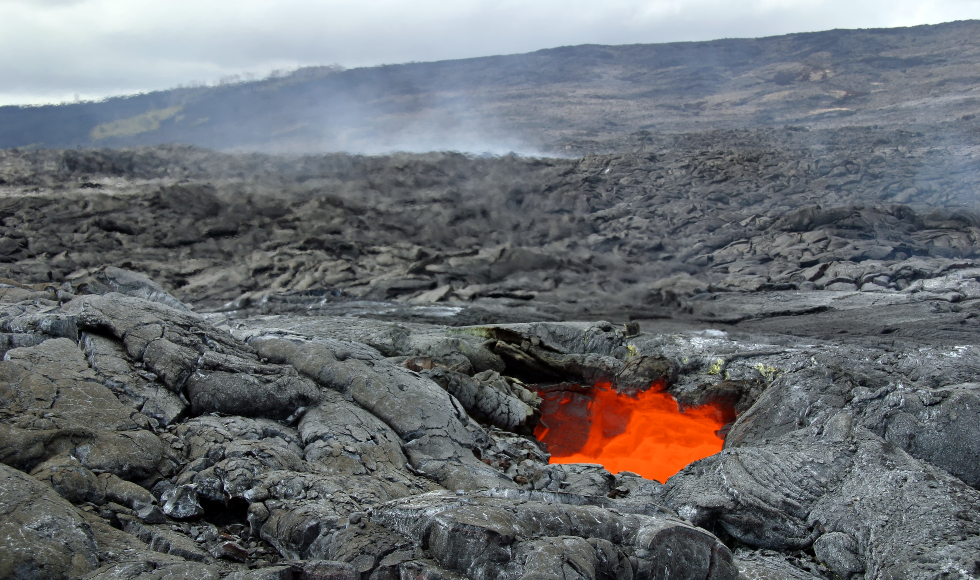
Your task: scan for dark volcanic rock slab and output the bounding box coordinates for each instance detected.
[664,415,980,579]
[0,337,163,479]
[81,331,188,428]
[66,294,322,419]
[249,336,513,491]
[0,463,100,579]
[376,490,738,580]
[725,348,980,489]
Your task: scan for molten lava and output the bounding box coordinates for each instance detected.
[534,381,731,483]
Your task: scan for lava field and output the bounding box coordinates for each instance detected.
[2,23,980,580]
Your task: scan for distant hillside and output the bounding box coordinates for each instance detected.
[2,21,979,154]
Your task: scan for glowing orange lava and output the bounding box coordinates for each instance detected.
[534,381,730,483]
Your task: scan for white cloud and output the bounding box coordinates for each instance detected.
[1,0,979,106]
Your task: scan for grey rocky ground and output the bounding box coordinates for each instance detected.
[1,122,980,579]
[1,122,979,321]
[0,264,979,579]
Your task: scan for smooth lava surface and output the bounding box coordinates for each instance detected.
[534,381,730,483]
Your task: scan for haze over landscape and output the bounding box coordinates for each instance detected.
[3,0,980,107]
[3,5,980,580]
[3,19,980,154]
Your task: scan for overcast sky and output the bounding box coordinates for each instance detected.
[1,0,979,107]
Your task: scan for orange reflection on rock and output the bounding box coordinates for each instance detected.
[534,381,729,483]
